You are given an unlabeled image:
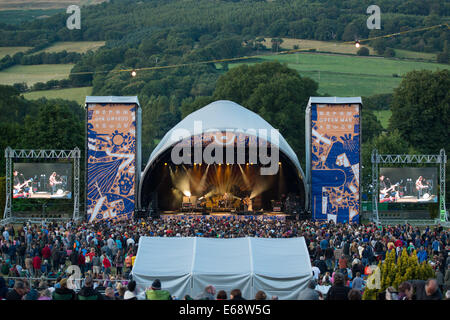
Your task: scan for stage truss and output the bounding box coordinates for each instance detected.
[1,147,81,225]
[371,149,447,224]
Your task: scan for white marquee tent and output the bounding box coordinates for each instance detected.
[131,236,312,300]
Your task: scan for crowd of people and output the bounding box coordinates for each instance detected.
[0,215,449,300]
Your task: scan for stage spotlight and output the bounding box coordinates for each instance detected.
[227,163,230,166]
[164,163,167,166]
[250,162,253,165]
[278,162,281,165]
[194,163,197,165]
[184,190,191,197]
[355,40,360,48]
[246,163,249,166]
[199,163,202,166]
[131,70,137,77]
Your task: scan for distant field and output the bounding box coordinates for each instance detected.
[0,46,32,58]
[374,110,392,129]
[394,49,436,62]
[0,9,62,24]
[0,0,107,10]
[24,86,92,105]
[264,38,373,55]
[35,41,106,54]
[0,64,73,85]
[229,53,450,96]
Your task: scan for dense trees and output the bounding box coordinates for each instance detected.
[0,85,84,170]
[389,69,449,154]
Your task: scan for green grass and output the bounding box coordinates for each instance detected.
[0,46,32,58]
[394,49,436,62]
[0,64,73,85]
[23,86,92,105]
[35,41,106,54]
[373,110,392,129]
[229,53,450,96]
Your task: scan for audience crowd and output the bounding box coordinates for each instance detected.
[0,216,449,300]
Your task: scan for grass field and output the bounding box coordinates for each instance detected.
[264,37,373,55]
[0,46,32,58]
[24,86,92,105]
[0,64,73,85]
[229,53,450,96]
[373,110,392,129]
[35,41,106,54]
[394,49,436,62]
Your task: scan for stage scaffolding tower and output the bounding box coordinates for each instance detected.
[371,149,447,225]
[1,147,81,226]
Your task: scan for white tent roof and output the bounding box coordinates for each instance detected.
[131,236,312,300]
[141,100,305,182]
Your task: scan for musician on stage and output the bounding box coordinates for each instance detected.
[49,172,62,195]
[379,175,399,202]
[415,176,429,199]
[13,170,32,197]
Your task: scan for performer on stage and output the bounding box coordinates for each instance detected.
[243,195,252,212]
[49,172,62,195]
[379,175,399,202]
[13,170,32,197]
[415,176,429,199]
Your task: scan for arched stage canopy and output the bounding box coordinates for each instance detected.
[138,100,308,211]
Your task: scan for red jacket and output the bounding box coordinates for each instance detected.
[103,257,111,268]
[32,256,41,270]
[42,246,51,259]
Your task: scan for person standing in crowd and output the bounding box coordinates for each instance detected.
[114,250,124,276]
[398,281,413,300]
[52,278,76,300]
[297,280,319,300]
[255,291,267,300]
[124,280,137,300]
[195,285,216,300]
[230,289,245,300]
[77,277,103,300]
[6,280,27,300]
[145,279,172,300]
[348,289,362,300]
[351,272,364,292]
[32,254,42,277]
[104,287,117,300]
[216,290,227,300]
[410,278,442,300]
[325,272,351,300]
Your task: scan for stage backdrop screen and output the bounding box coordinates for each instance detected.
[13,163,72,199]
[310,103,360,223]
[379,167,438,203]
[86,102,138,223]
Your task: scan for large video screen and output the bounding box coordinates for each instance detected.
[379,167,437,203]
[13,163,72,199]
